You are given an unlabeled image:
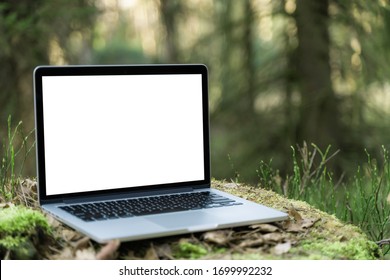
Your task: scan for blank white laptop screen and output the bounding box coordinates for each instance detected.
[42,74,205,195]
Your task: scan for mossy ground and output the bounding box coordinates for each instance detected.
[0,205,52,259]
[211,180,381,259]
[0,180,382,259]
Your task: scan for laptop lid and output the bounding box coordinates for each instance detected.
[34,64,210,204]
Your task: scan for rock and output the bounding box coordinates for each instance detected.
[0,179,381,260]
[209,180,381,260]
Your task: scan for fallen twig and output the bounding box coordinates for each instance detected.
[376,238,390,247]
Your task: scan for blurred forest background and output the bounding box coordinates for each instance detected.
[1,0,390,183]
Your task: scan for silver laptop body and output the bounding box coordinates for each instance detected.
[34,64,287,243]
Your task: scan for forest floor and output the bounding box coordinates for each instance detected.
[0,179,381,260]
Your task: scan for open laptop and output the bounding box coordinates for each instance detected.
[33,64,288,243]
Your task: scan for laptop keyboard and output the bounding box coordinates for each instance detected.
[59,191,243,222]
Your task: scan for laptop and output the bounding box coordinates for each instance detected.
[33,64,288,243]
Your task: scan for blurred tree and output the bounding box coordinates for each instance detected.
[159,0,181,62]
[92,16,149,64]
[328,0,390,155]
[294,0,342,150]
[0,0,98,175]
[2,0,390,181]
[206,0,390,181]
[0,0,98,124]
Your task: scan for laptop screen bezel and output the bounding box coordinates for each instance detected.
[34,64,211,204]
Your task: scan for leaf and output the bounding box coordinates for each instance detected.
[249,224,280,233]
[51,247,74,260]
[238,237,264,248]
[272,241,291,255]
[223,182,240,188]
[203,230,232,245]
[288,206,303,222]
[283,217,319,232]
[155,243,174,259]
[263,232,284,243]
[124,250,138,260]
[0,202,14,209]
[45,214,61,228]
[387,193,390,205]
[23,178,37,190]
[300,218,319,229]
[283,220,304,233]
[144,244,159,260]
[96,239,120,260]
[75,248,96,260]
[72,236,90,250]
[62,229,83,242]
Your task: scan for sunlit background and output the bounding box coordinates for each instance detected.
[1,0,390,183]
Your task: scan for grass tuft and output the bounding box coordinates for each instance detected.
[0,115,35,201]
[256,142,390,257]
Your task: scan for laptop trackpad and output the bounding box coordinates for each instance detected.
[146,211,219,231]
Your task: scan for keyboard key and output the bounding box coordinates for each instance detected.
[59,191,240,221]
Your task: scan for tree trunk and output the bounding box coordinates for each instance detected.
[217,0,255,120]
[242,0,256,119]
[159,0,180,62]
[295,0,341,150]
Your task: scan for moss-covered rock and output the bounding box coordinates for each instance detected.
[0,205,52,259]
[210,180,381,260]
[1,179,381,260]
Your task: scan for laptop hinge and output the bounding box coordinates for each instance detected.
[62,187,196,204]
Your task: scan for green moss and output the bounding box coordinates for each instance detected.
[293,238,381,260]
[211,180,382,260]
[0,206,51,256]
[173,242,208,259]
[212,247,228,254]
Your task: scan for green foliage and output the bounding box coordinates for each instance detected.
[1,0,390,259]
[347,147,390,242]
[93,42,149,64]
[256,143,390,256]
[173,241,208,259]
[0,205,51,259]
[0,116,35,201]
[1,0,390,183]
[0,0,99,167]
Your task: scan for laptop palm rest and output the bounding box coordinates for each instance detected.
[146,211,218,231]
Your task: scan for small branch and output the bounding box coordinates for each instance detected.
[376,238,390,247]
